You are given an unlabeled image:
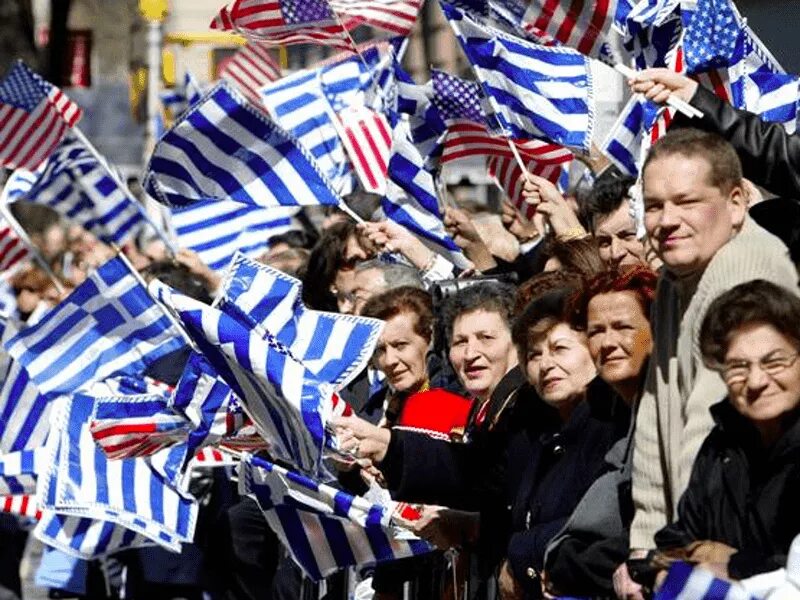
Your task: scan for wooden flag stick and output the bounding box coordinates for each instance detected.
[613,64,704,119]
[506,138,532,182]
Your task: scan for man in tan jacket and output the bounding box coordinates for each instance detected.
[628,129,798,558]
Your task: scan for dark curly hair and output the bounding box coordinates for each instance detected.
[361,286,434,342]
[442,281,516,344]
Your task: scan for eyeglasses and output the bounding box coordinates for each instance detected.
[720,351,800,386]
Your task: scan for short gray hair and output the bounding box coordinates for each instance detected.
[355,258,423,290]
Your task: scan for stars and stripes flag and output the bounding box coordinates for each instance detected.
[218,42,281,106]
[144,81,342,210]
[2,256,187,400]
[443,1,595,153]
[329,0,423,36]
[505,0,633,61]
[170,199,303,272]
[383,120,471,269]
[488,154,570,220]
[211,0,356,51]
[241,453,433,581]
[0,61,82,171]
[151,282,341,477]
[216,254,383,390]
[654,561,758,600]
[337,105,392,194]
[0,494,41,520]
[431,70,574,169]
[682,0,742,75]
[259,44,392,195]
[8,136,152,245]
[35,396,197,558]
[0,212,32,276]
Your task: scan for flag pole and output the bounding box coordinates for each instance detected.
[613,64,704,119]
[111,243,198,349]
[71,127,179,254]
[506,138,532,182]
[0,203,65,295]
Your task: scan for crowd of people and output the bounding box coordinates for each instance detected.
[3,69,800,600]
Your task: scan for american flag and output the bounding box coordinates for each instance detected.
[211,0,356,51]
[0,494,41,520]
[488,153,570,220]
[337,105,392,194]
[330,0,423,36]
[219,42,282,106]
[512,0,629,60]
[0,214,31,275]
[682,0,742,74]
[0,61,82,171]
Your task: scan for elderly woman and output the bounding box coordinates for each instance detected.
[500,284,631,599]
[654,280,800,581]
[542,265,657,599]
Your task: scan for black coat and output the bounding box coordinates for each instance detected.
[506,378,630,597]
[672,85,800,199]
[655,400,800,579]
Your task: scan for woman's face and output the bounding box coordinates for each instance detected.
[449,309,518,401]
[374,312,430,393]
[722,321,800,425]
[526,322,596,407]
[586,291,653,394]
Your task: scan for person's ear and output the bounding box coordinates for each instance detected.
[727,184,747,230]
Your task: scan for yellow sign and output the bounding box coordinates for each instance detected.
[139,0,168,21]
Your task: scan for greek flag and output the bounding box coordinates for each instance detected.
[37,395,197,554]
[171,351,240,467]
[601,96,646,176]
[443,1,595,152]
[384,120,471,269]
[3,256,187,399]
[143,81,342,210]
[654,561,758,600]
[152,282,338,476]
[0,448,42,495]
[160,71,204,120]
[0,319,50,453]
[34,512,156,559]
[2,168,39,203]
[216,254,383,390]
[729,25,797,133]
[241,453,433,581]
[8,136,150,245]
[622,0,682,69]
[171,199,303,272]
[260,45,391,194]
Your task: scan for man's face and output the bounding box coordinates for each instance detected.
[594,202,648,268]
[642,154,746,277]
[351,267,387,315]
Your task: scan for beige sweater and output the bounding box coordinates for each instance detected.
[629,217,799,548]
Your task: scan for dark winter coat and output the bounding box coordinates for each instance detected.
[655,400,800,580]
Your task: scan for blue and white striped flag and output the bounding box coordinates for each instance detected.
[216,254,383,390]
[260,45,391,195]
[7,136,151,245]
[2,168,39,203]
[623,0,682,70]
[143,81,342,210]
[601,95,646,176]
[654,561,758,600]
[0,319,50,452]
[151,282,338,476]
[160,71,204,120]
[241,453,433,581]
[3,256,187,399]
[34,512,158,559]
[383,121,471,269]
[0,447,42,495]
[171,199,302,272]
[37,395,197,553]
[443,1,595,152]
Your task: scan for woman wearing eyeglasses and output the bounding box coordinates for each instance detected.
[653,279,800,582]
